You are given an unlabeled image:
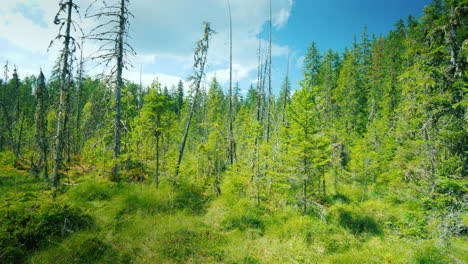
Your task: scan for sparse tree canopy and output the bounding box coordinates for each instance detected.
[0,0,466,263]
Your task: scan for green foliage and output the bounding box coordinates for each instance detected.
[0,152,16,166]
[173,184,209,214]
[0,0,466,263]
[0,192,93,263]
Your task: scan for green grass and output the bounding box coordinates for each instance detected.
[0,167,466,264]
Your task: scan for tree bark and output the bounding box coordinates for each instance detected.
[52,0,73,187]
[155,132,160,187]
[227,0,235,166]
[112,0,126,177]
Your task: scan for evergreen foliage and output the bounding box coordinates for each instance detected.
[0,0,466,263]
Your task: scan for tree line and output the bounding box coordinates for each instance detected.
[0,0,466,235]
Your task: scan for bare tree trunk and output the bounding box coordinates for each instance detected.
[175,22,213,178]
[266,0,272,143]
[282,53,290,124]
[175,79,199,177]
[155,132,160,187]
[52,0,73,187]
[15,113,25,160]
[302,178,307,215]
[112,0,126,177]
[75,38,84,155]
[12,69,21,160]
[227,0,235,166]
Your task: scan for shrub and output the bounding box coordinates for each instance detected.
[0,192,93,263]
[173,184,209,214]
[329,206,383,235]
[338,208,382,235]
[413,242,448,264]
[0,151,16,166]
[324,193,352,205]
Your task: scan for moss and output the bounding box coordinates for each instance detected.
[0,192,93,263]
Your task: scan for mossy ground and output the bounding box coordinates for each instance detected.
[0,165,466,264]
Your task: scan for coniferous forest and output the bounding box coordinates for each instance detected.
[0,0,467,263]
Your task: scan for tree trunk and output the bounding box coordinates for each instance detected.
[175,22,212,178]
[155,132,160,187]
[14,113,25,160]
[266,0,272,143]
[302,178,307,215]
[75,38,84,155]
[227,0,235,166]
[52,0,73,187]
[282,53,290,124]
[35,71,48,180]
[112,0,126,177]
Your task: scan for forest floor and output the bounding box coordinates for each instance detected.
[0,162,467,264]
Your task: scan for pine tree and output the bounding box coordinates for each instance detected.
[34,71,49,180]
[50,0,80,187]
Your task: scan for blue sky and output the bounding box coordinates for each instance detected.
[0,0,432,95]
[273,0,432,90]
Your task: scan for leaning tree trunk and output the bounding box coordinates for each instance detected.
[175,22,213,178]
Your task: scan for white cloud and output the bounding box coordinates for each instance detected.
[125,69,186,89]
[0,0,294,89]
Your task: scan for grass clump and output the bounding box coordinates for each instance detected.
[0,192,93,263]
[337,208,382,235]
[328,204,383,235]
[222,214,265,233]
[158,228,224,262]
[413,241,450,264]
[118,189,169,215]
[68,180,117,202]
[29,232,133,264]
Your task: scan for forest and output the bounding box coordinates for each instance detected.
[0,0,466,263]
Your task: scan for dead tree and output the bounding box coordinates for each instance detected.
[86,0,135,177]
[12,68,23,160]
[227,0,236,166]
[75,37,84,155]
[175,22,214,178]
[266,0,273,143]
[50,0,81,187]
[281,52,290,124]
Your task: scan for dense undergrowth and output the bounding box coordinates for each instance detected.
[0,161,466,264]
